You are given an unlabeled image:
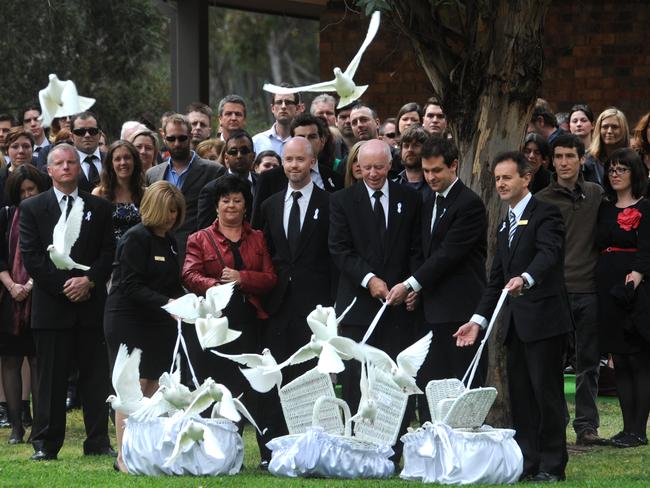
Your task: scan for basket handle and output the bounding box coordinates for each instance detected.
[312,396,352,437]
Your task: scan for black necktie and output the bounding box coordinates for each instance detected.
[373,190,386,246]
[432,194,445,231]
[64,195,74,219]
[85,155,100,186]
[288,191,302,257]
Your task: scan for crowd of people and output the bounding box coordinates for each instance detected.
[0,90,649,483]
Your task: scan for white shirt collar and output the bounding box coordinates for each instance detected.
[77,148,101,161]
[510,191,532,221]
[228,168,253,184]
[285,180,314,203]
[438,177,459,198]
[363,179,389,200]
[53,186,79,203]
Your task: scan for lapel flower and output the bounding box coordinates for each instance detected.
[617,207,642,231]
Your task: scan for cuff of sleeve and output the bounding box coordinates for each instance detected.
[361,273,375,288]
[470,314,488,330]
[522,272,535,288]
[406,276,422,292]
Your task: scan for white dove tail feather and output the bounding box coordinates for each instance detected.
[343,11,381,79]
[337,85,368,109]
[316,342,346,374]
[240,367,280,394]
[63,196,85,255]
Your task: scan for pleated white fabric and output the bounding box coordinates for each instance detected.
[400,422,523,485]
[267,427,395,479]
[122,415,243,476]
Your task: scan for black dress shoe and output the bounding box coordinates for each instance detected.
[84,446,118,457]
[30,450,57,461]
[0,403,10,428]
[8,427,25,445]
[610,432,648,448]
[531,472,565,483]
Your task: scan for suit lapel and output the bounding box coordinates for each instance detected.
[422,194,435,255]
[384,183,405,262]
[354,183,378,248]
[506,196,536,264]
[295,188,324,259]
[181,159,201,193]
[269,193,292,261]
[429,180,463,251]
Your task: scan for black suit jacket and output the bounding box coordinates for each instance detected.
[413,180,487,324]
[19,188,115,329]
[475,196,573,343]
[329,181,421,325]
[145,156,225,259]
[260,186,334,316]
[251,164,343,229]
[197,172,256,229]
[36,146,106,192]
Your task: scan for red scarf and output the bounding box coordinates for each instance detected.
[8,208,31,335]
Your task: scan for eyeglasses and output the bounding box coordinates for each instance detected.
[226,146,252,156]
[72,127,100,137]
[608,166,631,176]
[272,99,297,107]
[165,135,189,143]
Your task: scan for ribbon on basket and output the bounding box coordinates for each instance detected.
[170,318,200,388]
[361,300,388,344]
[462,288,508,388]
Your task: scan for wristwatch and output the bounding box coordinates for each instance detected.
[403,280,413,292]
[519,275,531,290]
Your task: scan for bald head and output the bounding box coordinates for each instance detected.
[283,137,315,190]
[285,136,313,158]
[358,139,392,190]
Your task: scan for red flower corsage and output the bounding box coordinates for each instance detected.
[617,207,642,231]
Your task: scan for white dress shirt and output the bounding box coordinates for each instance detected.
[77,148,102,180]
[361,179,389,287]
[283,180,314,236]
[53,186,80,215]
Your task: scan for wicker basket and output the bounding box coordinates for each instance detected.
[426,378,466,421]
[441,387,498,429]
[279,368,343,435]
[352,366,408,446]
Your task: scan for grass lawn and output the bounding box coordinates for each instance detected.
[0,378,647,487]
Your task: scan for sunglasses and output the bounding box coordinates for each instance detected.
[226,146,252,156]
[72,127,100,137]
[383,132,396,138]
[608,166,630,176]
[165,135,189,143]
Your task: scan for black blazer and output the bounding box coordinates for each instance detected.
[260,186,334,316]
[251,164,343,229]
[413,180,487,324]
[145,156,226,259]
[475,196,573,343]
[37,146,106,192]
[197,172,256,229]
[19,188,115,329]
[329,181,421,325]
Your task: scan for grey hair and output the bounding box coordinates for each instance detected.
[359,139,392,163]
[47,143,79,166]
[310,94,336,113]
[217,94,247,117]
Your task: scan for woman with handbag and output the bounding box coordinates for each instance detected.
[596,148,650,448]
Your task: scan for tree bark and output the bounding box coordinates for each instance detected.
[387,0,551,426]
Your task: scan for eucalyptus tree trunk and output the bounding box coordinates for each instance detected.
[387,0,551,425]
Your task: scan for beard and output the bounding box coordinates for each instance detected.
[401,154,422,170]
[169,145,191,161]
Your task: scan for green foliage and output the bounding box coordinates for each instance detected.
[0,0,170,138]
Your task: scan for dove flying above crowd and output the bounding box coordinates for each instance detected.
[263,11,381,108]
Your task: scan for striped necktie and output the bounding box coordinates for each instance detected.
[508,210,517,246]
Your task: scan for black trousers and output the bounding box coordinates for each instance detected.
[31,327,110,455]
[415,321,486,423]
[506,328,568,477]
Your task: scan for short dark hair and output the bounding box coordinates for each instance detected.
[5,164,48,206]
[350,102,378,120]
[492,151,531,176]
[213,174,253,211]
[532,106,558,128]
[290,113,326,138]
[423,97,443,112]
[71,111,99,129]
[186,102,212,118]
[551,133,585,159]
[523,132,551,161]
[569,103,594,124]
[5,127,35,148]
[272,84,301,105]
[335,100,360,117]
[21,104,41,123]
[396,102,423,135]
[225,129,254,149]
[604,148,648,200]
[421,135,458,167]
[254,150,281,168]
[0,113,17,126]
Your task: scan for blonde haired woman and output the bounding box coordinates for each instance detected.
[584,107,630,186]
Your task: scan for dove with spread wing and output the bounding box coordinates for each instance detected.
[263,11,380,108]
[211,348,281,393]
[48,195,89,271]
[163,420,225,468]
[106,344,146,415]
[162,282,235,324]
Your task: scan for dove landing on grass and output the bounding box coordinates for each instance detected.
[262,11,381,108]
[48,195,89,271]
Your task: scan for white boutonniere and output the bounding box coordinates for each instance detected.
[313,208,319,220]
[499,221,507,232]
[85,211,92,221]
[397,202,402,214]
[328,177,334,188]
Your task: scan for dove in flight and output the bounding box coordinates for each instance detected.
[263,11,381,108]
[38,74,95,128]
[162,282,235,324]
[47,195,89,271]
[195,314,241,350]
[211,348,282,393]
[106,344,145,415]
[350,361,378,425]
[163,420,224,468]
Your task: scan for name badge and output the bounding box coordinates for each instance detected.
[518,220,528,225]
[154,256,166,262]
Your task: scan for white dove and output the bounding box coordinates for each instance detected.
[330,331,433,394]
[350,361,378,425]
[162,282,235,324]
[130,361,193,422]
[195,314,241,350]
[263,11,381,108]
[47,195,89,271]
[106,344,145,415]
[211,348,281,393]
[163,420,224,468]
[38,74,95,128]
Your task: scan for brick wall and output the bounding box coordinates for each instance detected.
[320,0,650,127]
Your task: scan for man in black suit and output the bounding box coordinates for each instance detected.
[250,114,343,229]
[455,151,571,483]
[256,137,335,464]
[20,143,115,460]
[387,136,487,422]
[197,130,257,229]
[145,113,225,260]
[329,139,421,412]
[70,112,105,192]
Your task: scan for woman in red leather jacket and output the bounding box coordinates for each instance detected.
[183,175,276,396]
